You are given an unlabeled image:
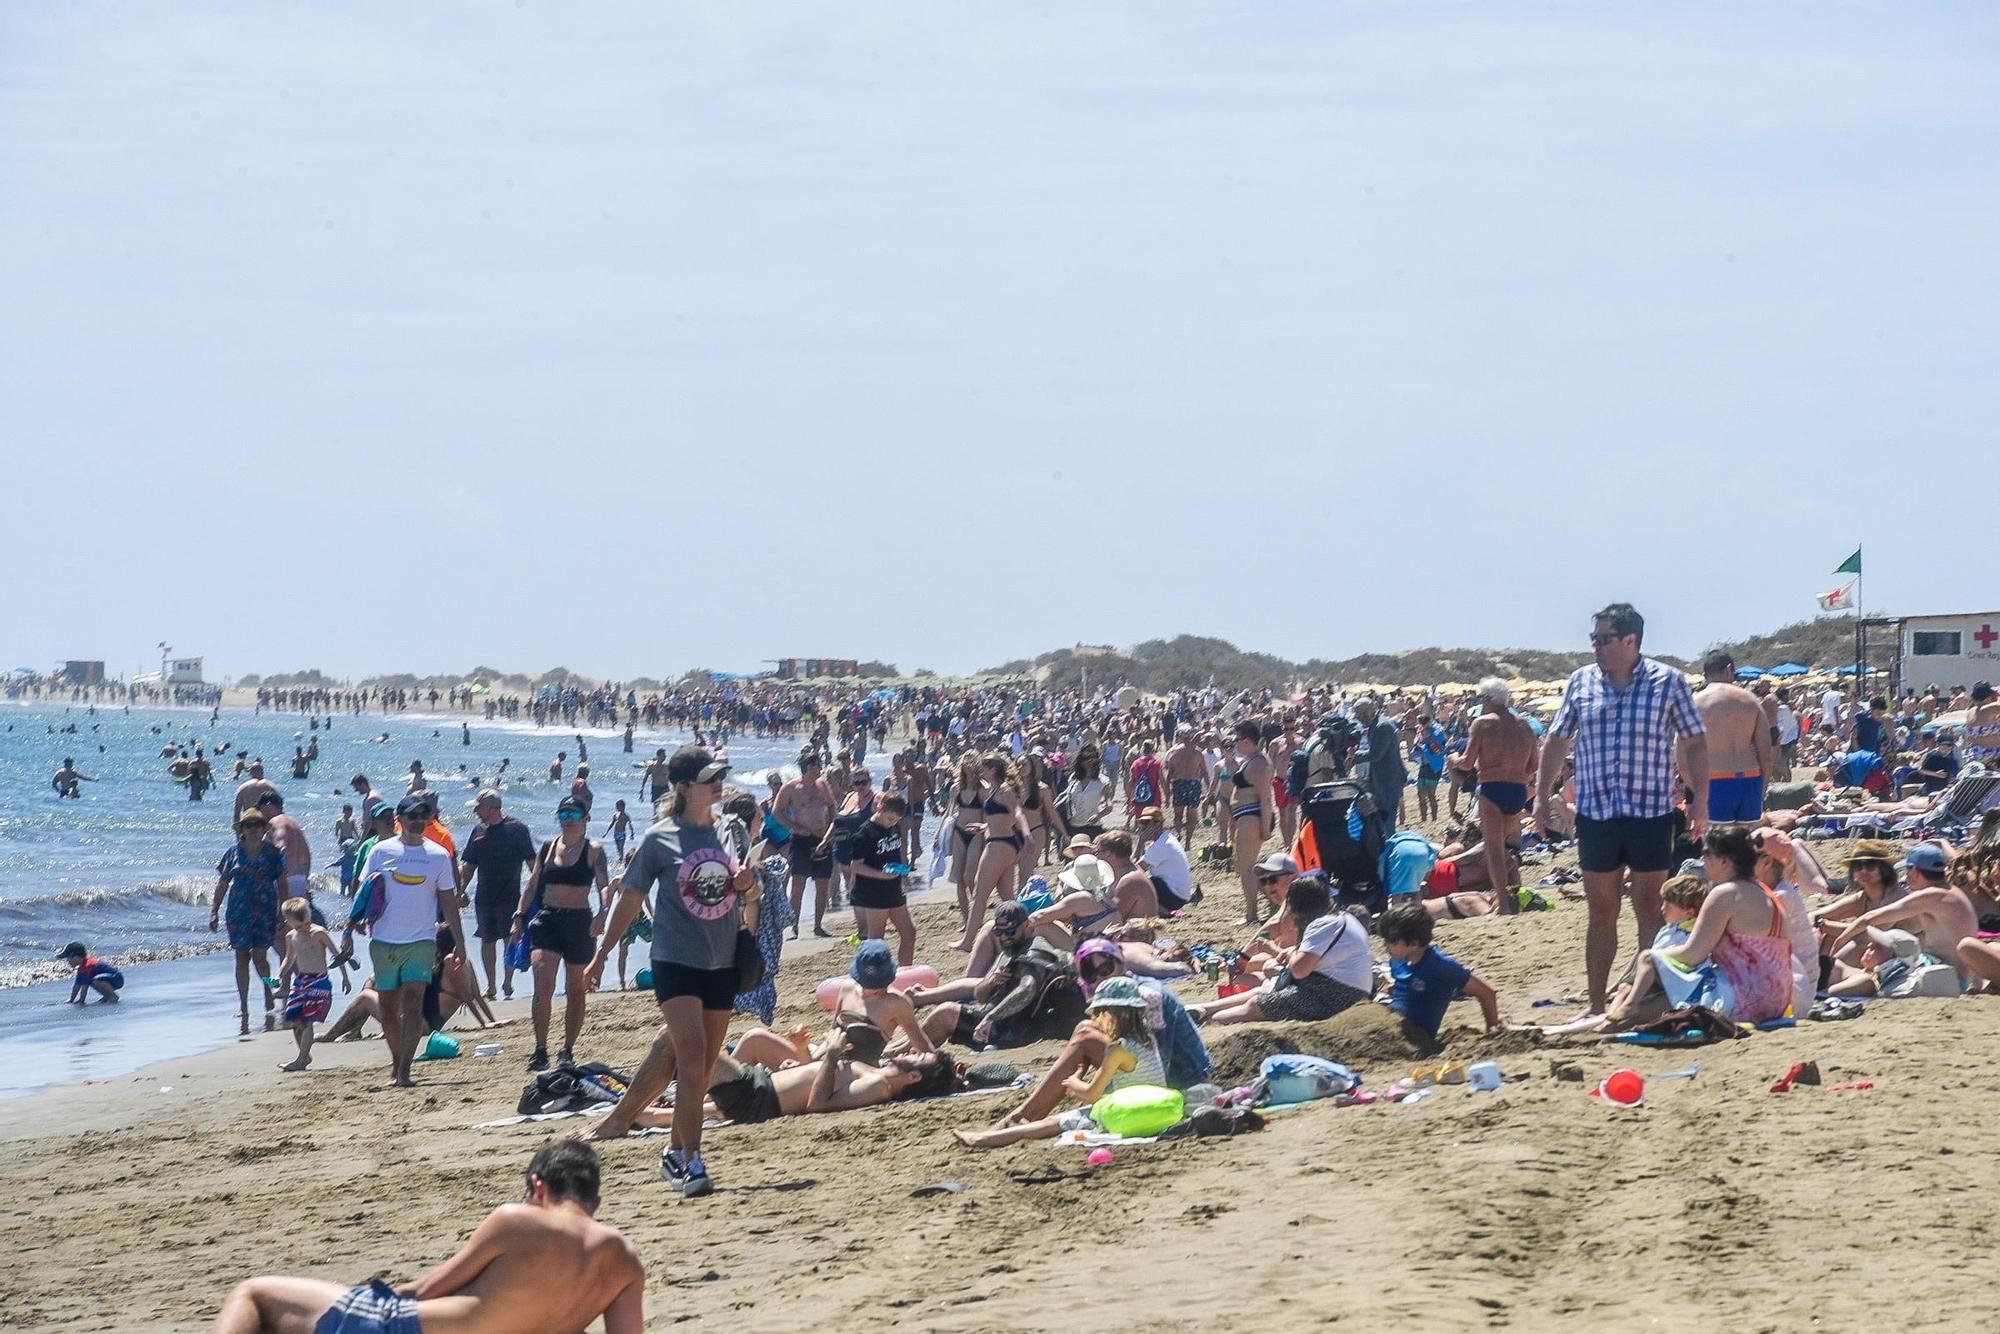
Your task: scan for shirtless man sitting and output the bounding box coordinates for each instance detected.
[213,1141,643,1334]
[1693,651,1776,825]
[1452,678,1539,916]
[1828,842,1981,987]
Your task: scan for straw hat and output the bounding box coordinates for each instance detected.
[1844,839,1898,868]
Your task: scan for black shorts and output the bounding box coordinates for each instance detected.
[528,906,595,966]
[651,960,738,1011]
[1151,874,1189,914]
[1576,814,1677,875]
[788,836,832,880]
[474,891,517,942]
[850,877,907,911]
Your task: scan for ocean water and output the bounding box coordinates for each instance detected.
[0,701,817,1097]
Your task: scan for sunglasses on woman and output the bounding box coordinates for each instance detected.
[557,810,586,822]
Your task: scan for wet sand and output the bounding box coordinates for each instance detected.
[4,831,1997,1331]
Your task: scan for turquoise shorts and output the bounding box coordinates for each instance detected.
[370,939,437,990]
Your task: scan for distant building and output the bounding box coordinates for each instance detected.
[60,660,105,685]
[771,658,859,681]
[1899,611,2000,693]
[165,656,205,685]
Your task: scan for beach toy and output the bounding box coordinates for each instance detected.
[814,963,941,1009]
[1467,1061,1503,1092]
[1655,1064,1700,1081]
[1087,1148,1115,1167]
[1093,1085,1183,1138]
[474,1043,502,1057]
[416,1032,461,1062]
[1591,1068,1644,1107]
[635,967,653,990]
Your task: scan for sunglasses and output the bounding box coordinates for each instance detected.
[1589,632,1627,646]
[557,810,586,822]
[1080,955,1118,979]
[1257,872,1285,885]
[993,921,1023,936]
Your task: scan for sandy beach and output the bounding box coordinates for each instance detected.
[3,826,1995,1333]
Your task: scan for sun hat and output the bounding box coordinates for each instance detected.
[1060,834,1096,860]
[1086,976,1147,1011]
[1844,839,1897,868]
[1059,855,1115,897]
[850,939,898,989]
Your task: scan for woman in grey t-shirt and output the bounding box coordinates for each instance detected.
[585,746,758,1198]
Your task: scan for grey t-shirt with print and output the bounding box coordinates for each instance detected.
[622,816,741,970]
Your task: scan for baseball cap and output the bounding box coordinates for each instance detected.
[473,788,502,808]
[849,939,898,989]
[255,791,283,809]
[666,746,729,785]
[55,941,86,960]
[1134,805,1165,823]
[368,800,395,821]
[1254,852,1300,876]
[992,900,1029,929]
[1973,682,1995,702]
[1898,843,1949,874]
[556,795,588,817]
[396,792,435,818]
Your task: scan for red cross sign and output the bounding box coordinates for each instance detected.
[1977,624,1998,651]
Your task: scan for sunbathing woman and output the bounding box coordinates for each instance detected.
[952,977,1165,1148]
[630,1026,959,1126]
[736,941,933,1071]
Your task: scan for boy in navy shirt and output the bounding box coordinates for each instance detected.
[1376,902,1505,1041]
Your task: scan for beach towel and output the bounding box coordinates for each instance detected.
[472,1075,1030,1131]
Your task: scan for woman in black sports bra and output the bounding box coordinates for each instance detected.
[512,794,610,1072]
[1225,719,1276,925]
[955,753,1023,952]
[1013,751,1069,891]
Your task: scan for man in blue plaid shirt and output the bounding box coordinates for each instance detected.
[1536,603,1710,1014]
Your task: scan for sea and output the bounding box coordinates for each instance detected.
[0,701,825,1099]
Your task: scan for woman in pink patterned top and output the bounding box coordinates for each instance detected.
[1660,825,1794,1023]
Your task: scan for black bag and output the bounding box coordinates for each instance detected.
[516,1060,632,1117]
[734,928,766,991]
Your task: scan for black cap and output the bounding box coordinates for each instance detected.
[556,795,588,817]
[396,792,435,818]
[666,746,729,785]
[993,900,1029,927]
[55,941,86,960]
[1974,681,1995,702]
[255,790,283,809]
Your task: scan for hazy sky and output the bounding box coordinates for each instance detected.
[4,4,1995,683]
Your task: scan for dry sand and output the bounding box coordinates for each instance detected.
[4,829,1997,1332]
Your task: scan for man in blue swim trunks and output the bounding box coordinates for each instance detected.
[213,1141,644,1334]
[1453,678,1539,915]
[1693,651,1774,825]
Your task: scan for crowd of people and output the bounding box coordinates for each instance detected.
[46,603,1992,1330]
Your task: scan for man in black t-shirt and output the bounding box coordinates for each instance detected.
[459,789,538,999]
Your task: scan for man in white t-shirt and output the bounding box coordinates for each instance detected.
[1134,807,1197,912]
[351,792,466,1088]
[1820,686,1844,732]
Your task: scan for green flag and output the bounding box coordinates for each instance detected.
[1833,547,1861,576]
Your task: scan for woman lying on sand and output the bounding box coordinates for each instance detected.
[628,1025,960,1125]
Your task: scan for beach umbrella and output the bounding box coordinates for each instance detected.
[1735,667,1766,681]
[1768,663,1809,676]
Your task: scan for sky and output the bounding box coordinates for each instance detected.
[3,3,1996,684]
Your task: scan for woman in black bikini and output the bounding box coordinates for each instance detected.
[956,754,1023,952]
[1226,720,1276,925]
[511,794,610,1072]
[1013,751,1068,892]
[948,754,985,918]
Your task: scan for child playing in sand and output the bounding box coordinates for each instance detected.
[1376,900,1506,1042]
[274,897,337,1072]
[59,941,123,1005]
